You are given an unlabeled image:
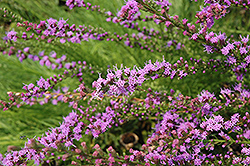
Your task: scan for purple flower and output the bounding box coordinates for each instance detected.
[124,40,130,46]
[245,55,250,64]
[23,47,30,53]
[241,147,250,155]
[86,106,116,138]
[65,141,73,147]
[33,56,39,61]
[243,129,250,139]
[191,33,198,40]
[200,115,224,131]
[112,17,119,23]
[60,38,66,43]
[57,19,67,30]
[106,11,112,16]
[37,77,50,90]
[196,3,227,29]
[106,17,112,22]
[46,18,57,27]
[178,70,187,79]
[167,40,173,47]
[176,43,181,50]
[221,46,229,55]
[240,35,249,43]
[197,90,215,102]
[203,45,213,54]
[39,60,45,66]
[220,88,233,95]
[239,47,248,54]
[155,0,171,9]
[233,83,242,92]
[65,63,72,69]
[210,36,218,43]
[227,43,235,50]
[45,60,52,67]
[117,0,139,20]
[52,99,58,105]
[206,17,214,29]
[201,103,212,115]
[217,32,227,40]
[6,30,18,42]
[28,83,35,90]
[226,56,236,64]
[224,113,240,130]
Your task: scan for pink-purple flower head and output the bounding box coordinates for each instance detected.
[221,43,235,55]
[117,0,139,20]
[5,30,18,42]
[200,114,224,131]
[66,0,85,10]
[154,0,172,9]
[220,87,233,95]
[226,56,236,64]
[240,34,249,44]
[37,77,50,90]
[197,90,215,103]
[243,129,250,139]
[224,113,240,130]
[86,106,116,138]
[196,3,227,29]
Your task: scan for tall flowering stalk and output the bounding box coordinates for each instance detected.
[0,0,250,165]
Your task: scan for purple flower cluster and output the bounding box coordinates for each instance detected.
[196,32,250,81]
[126,109,250,165]
[0,111,85,165]
[117,0,139,21]
[218,82,250,108]
[66,0,85,10]
[126,0,250,83]
[85,106,116,138]
[2,2,187,58]
[1,148,45,166]
[1,82,250,165]
[4,30,18,42]
[1,70,91,110]
[6,19,107,45]
[196,3,227,29]
[2,75,61,110]
[3,45,91,83]
[92,59,175,98]
[37,111,83,148]
[0,76,54,110]
[4,47,65,68]
[92,57,225,99]
[154,0,172,11]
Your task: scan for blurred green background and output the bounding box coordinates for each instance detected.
[0,0,249,155]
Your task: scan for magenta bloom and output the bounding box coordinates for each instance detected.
[118,0,139,20]
[6,30,18,42]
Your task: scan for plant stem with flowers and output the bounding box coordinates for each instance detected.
[1,0,250,165]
